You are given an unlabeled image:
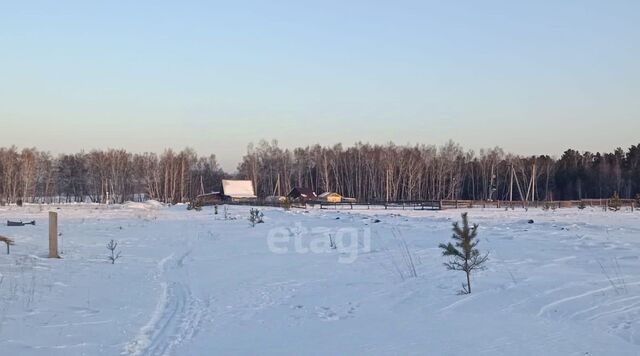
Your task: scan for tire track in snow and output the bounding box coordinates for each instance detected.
[144,281,203,356]
[537,280,640,317]
[125,251,205,356]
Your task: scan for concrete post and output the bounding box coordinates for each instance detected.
[49,211,59,258]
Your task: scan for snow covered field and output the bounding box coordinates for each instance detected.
[1,203,639,355]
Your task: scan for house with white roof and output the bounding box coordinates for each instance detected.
[221,180,257,202]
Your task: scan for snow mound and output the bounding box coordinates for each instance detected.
[123,200,165,210]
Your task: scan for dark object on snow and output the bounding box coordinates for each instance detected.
[373,219,381,223]
[527,219,534,224]
[335,217,340,220]
[7,220,36,226]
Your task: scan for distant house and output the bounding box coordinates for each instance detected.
[265,195,287,203]
[287,187,317,202]
[221,180,257,201]
[318,192,342,203]
[192,192,223,207]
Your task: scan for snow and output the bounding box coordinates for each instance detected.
[222,180,256,198]
[122,200,165,211]
[1,204,639,355]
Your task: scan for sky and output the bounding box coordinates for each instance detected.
[1,0,639,171]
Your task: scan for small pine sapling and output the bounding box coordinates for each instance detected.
[248,208,264,227]
[106,239,122,264]
[439,213,488,294]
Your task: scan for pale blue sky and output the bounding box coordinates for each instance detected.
[1,0,639,170]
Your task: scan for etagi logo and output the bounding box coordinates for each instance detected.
[267,223,371,264]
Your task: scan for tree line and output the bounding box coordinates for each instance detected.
[1,141,638,204]
[0,147,225,204]
[237,140,640,202]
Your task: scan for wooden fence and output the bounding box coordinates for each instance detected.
[210,198,638,211]
[279,199,636,211]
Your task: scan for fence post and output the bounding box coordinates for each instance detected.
[49,211,59,258]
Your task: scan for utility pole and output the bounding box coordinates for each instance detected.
[509,164,514,202]
[531,161,536,202]
[488,164,495,201]
[273,174,280,196]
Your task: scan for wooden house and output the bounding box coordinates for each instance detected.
[287,187,317,202]
[191,192,222,208]
[265,195,287,203]
[318,192,342,203]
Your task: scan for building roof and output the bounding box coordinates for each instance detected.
[288,187,317,198]
[319,192,341,198]
[221,180,256,198]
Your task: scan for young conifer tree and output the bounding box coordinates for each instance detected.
[439,213,488,294]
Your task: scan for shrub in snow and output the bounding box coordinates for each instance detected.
[248,208,264,227]
[397,233,417,279]
[214,205,218,215]
[106,239,122,264]
[609,191,622,211]
[439,213,488,294]
[384,230,418,281]
[0,235,14,254]
[328,234,337,249]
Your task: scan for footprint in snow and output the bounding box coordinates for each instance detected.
[316,306,340,321]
